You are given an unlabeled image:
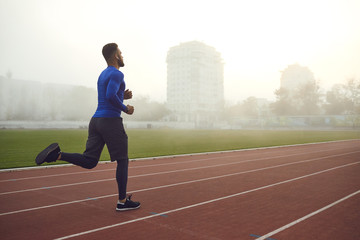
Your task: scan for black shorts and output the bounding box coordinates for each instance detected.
[83,117,128,162]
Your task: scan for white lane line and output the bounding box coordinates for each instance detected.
[1,150,358,196]
[1,152,359,216]
[1,139,357,180]
[54,161,360,240]
[0,169,113,183]
[0,154,234,182]
[256,189,360,240]
[0,146,319,182]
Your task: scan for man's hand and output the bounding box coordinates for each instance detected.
[126,105,134,115]
[124,89,133,100]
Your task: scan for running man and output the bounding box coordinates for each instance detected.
[35,43,140,211]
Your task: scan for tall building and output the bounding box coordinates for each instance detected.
[166,41,224,126]
[280,63,315,91]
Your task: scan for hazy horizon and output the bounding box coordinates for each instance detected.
[1,0,359,103]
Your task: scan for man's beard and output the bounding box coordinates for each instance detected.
[117,58,125,67]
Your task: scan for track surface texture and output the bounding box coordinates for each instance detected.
[0,140,359,240]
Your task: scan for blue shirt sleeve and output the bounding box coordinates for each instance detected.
[105,72,128,112]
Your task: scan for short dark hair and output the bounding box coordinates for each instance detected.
[102,43,118,61]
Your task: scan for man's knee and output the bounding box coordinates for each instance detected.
[84,158,98,169]
[116,158,129,167]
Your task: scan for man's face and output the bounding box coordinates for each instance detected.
[115,48,125,67]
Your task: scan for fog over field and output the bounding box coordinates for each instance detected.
[0,0,359,127]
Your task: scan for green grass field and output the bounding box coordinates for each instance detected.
[0,129,359,169]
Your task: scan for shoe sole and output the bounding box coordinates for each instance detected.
[35,143,59,165]
[115,205,141,212]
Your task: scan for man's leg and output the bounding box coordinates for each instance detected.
[115,158,140,211]
[116,158,129,200]
[60,118,104,169]
[36,118,105,169]
[98,117,140,211]
[97,118,129,198]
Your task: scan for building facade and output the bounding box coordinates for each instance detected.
[280,63,315,91]
[166,41,224,127]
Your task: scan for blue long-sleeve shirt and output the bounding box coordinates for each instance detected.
[93,66,127,118]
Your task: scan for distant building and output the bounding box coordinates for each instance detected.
[0,76,96,121]
[166,41,224,127]
[280,63,315,92]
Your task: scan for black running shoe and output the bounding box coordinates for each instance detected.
[35,143,61,165]
[116,194,141,211]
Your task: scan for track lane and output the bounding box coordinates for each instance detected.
[1,142,358,193]
[0,140,359,240]
[61,161,360,240]
[1,148,358,215]
[55,161,360,240]
[268,193,360,240]
[1,140,357,182]
[1,154,359,239]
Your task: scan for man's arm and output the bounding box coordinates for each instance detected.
[105,73,128,113]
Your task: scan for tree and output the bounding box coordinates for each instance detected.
[122,96,170,121]
[225,97,262,119]
[294,81,322,115]
[241,97,260,117]
[324,84,348,114]
[271,88,297,115]
[324,78,360,115]
[272,81,322,115]
[343,78,360,114]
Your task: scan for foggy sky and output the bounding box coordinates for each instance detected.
[1,0,359,103]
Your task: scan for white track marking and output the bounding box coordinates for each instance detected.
[256,189,360,240]
[0,143,334,182]
[1,150,359,196]
[0,139,357,178]
[0,178,114,195]
[0,168,112,183]
[1,152,359,216]
[0,154,250,182]
[54,161,360,240]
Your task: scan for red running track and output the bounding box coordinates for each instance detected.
[0,140,359,240]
